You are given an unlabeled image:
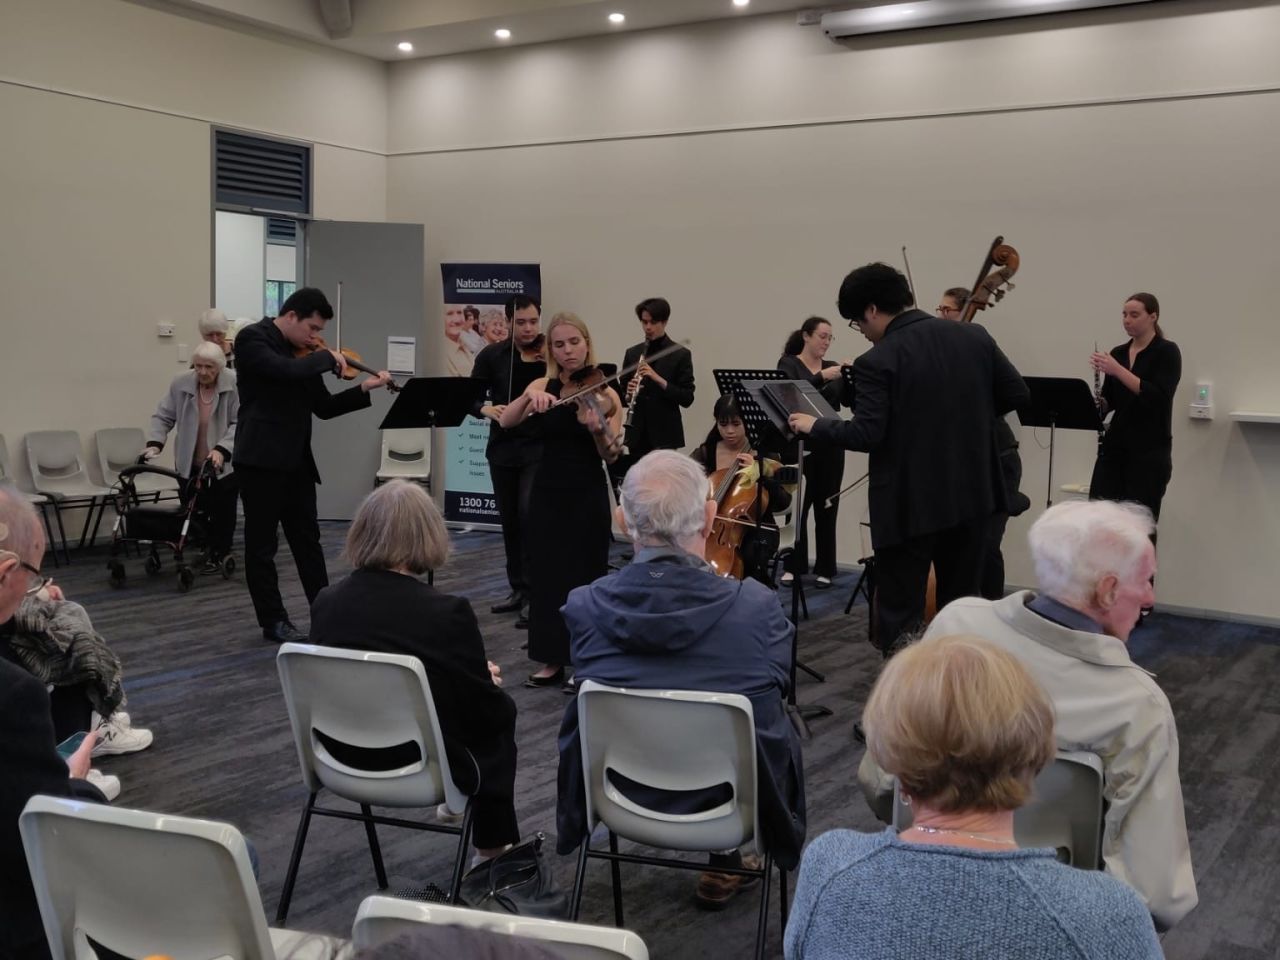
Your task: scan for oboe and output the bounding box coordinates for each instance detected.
[1093,341,1105,452]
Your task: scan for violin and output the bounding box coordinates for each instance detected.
[959,236,1020,324]
[295,336,400,393]
[519,333,546,364]
[705,451,777,580]
[560,365,624,459]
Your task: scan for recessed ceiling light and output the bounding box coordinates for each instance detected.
[733,0,750,7]
[494,27,512,39]
[608,12,626,24]
[397,41,414,52]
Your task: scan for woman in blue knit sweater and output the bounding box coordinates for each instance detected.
[785,634,1162,960]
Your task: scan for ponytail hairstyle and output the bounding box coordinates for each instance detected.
[1126,292,1162,338]
[782,316,830,358]
[698,394,743,473]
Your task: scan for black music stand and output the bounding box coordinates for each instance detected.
[733,373,840,738]
[379,376,487,431]
[1018,377,1102,508]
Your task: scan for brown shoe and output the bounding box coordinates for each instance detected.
[694,854,761,911]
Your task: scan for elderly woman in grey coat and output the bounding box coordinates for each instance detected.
[144,340,239,570]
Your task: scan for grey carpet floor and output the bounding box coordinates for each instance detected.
[49,524,1280,958]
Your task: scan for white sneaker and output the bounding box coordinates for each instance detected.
[86,768,121,801]
[436,803,464,825]
[780,572,795,586]
[91,711,154,757]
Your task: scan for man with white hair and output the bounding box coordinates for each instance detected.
[858,498,1197,931]
[198,307,234,366]
[1,485,108,960]
[554,450,805,909]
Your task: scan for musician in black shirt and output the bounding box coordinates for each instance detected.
[470,295,545,617]
[1089,293,1181,522]
[616,297,696,463]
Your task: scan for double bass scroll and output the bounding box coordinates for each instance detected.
[959,236,1020,324]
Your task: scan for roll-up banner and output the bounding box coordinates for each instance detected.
[439,262,542,525]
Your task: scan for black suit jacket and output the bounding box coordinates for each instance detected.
[810,310,1029,548]
[469,339,546,468]
[309,569,517,755]
[1,657,102,960]
[232,317,371,481]
[617,335,695,450]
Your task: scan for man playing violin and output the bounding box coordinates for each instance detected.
[613,297,696,489]
[470,294,546,623]
[787,263,1028,656]
[234,287,392,644]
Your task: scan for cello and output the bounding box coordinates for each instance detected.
[705,454,785,580]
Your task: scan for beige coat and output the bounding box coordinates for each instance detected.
[146,369,238,477]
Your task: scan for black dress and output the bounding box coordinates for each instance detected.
[1090,336,1181,521]
[776,354,847,577]
[527,379,612,666]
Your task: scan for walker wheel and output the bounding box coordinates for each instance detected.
[108,561,126,588]
[145,553,162,575]
[220,556,236,579]
[177,566,195,592]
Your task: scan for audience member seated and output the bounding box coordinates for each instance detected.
[858,498,1196,931]
[556,450,805,909]
[787,633,1162,960]
[309,480,520,862]
[1,484,108,960]
[4,578,154,765]
[144,339,240,572]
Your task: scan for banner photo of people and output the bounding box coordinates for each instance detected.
[439,262,542,525]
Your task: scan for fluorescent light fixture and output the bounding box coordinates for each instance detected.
[494,27,512,39]
[733,0,750,7]
[608,12,626,23]
[821,0,1164,38]
[396,41,413,52]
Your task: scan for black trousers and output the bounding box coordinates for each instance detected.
[873,518,986,652]
[182,471,239,559]
[980,511,1010,602]
[449,729,521,850]
[787,448,844,578]
[1090,447,1172,521]
[489,458,538,596]
[237,464,328,627]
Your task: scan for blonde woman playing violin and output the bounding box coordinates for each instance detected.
[500,313,621,690]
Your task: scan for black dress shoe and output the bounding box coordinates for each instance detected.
[515,602,530,630]
[263,620,307,643]
[491,592,525,614]
[523,667,566,688]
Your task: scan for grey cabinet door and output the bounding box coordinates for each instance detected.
[307,220,425,520]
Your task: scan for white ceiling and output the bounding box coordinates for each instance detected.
[142,0,828,60]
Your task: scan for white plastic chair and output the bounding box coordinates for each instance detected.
[892,750,1106,868]
[18,795,342,960]
[0,433,63,566]
[95,427,181,499]
[25,431,114,551]
[275,643,475,924]
[353,896,649,959]
[571,681,784,960]
[375,429,431,487]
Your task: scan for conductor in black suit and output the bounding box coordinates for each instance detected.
[234,287,392,643]
[615,297,695,474]
[788,263,1029,653]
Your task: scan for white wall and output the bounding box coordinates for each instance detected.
[216,212,266,319]
[385,1,1280,620]
[0,0,388,517]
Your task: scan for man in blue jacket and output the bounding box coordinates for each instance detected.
[556,451,805,909]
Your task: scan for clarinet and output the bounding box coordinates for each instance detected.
[622,340,652,451]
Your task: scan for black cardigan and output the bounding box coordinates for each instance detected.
[1100,336,1182,458]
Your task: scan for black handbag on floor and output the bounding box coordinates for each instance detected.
[457,832,570,918]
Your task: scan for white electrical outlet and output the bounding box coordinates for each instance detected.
[1189,381,1213,420]
[157,321,175,337]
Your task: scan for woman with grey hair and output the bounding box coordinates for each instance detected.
[144,340,239,571]
[198,307,234,366]
[309,480,520,860]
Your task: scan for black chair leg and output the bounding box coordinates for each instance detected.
[50,505,71,565]
[87,498,108,548]
[609,831,624,927]
[448,802,475,903]
[38,505,60,569]
[754,852,774,960]
[360,803,389,889]
[570,838,591,921]
[275,792,316,925]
